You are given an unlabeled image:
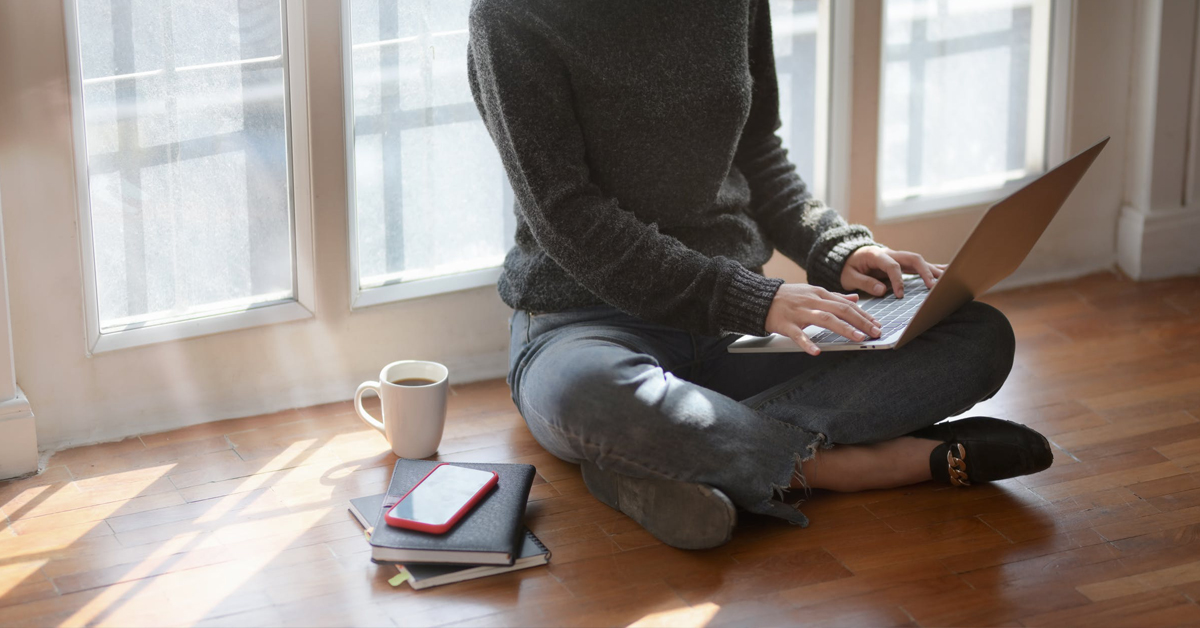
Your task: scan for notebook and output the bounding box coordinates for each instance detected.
[348,493,551,591]
[366,460,535,565]
[400,528,550,590]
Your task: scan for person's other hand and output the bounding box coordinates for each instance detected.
[765,284,882,355]
[840,246,946,298]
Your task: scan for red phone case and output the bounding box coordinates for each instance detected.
[384,464,499,534]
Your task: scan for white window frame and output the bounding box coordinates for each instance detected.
[807,0,832,204]
[828,0,1072,223]
[824,0,853,217]
[62,0,316,355]
[340,1,504,310]
[334,0,837,309]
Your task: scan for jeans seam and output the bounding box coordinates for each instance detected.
[748,382,801,411]
[688,333,701,380]
[746,352,857,412]
[589,448,688,482]
[521,400,687,482]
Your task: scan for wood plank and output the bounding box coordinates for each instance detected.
[1075,558,1200,602]
[825,517,1011,572]
[1022,589,1200,627]
[1094,505,1200,542]
[10,491,185,535]
[956,541,1127,590]
[1030,461,1187,502]
[65,436,233,480]
[980,487,1159,544]
[1049,411,1197,453]
[663,547,853,605]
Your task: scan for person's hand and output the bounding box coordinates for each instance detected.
[840,246,946,298]
[765,284,882,356]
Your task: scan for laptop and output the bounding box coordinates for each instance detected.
[728,136,1109,354]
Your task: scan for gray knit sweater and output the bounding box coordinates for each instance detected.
[467,0,877,337]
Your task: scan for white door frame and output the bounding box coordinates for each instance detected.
[1119,0,1200,280]
[0,183,37,480]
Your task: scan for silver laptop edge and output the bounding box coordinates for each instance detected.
[728,136,1110,354]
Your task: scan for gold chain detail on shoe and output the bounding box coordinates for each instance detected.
[946,443,970,487]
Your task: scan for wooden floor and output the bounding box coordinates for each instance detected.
[3,271,1200,627]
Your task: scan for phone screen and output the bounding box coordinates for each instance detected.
[389,465,496,526]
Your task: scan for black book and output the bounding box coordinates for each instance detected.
[400,528,550,590]
[365,460,535,566]
[348,494,551,591]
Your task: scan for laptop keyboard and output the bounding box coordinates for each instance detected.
[809,276,931,344]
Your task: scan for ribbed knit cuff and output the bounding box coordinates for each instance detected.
[716,264,785,336]
[805,226,879,292]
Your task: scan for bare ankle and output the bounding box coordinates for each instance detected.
[796,437,934,492]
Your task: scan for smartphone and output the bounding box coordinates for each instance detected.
[384,464,499,534]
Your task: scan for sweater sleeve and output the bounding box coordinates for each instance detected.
[734,0,880,292]
[467,5,783,336]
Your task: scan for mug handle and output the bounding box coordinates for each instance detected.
[355,381,386,434]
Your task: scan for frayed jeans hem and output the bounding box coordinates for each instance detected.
[744,432,828,528]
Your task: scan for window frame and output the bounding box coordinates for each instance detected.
[337,0,837,309]
[62,0,316,355]
[833,0,1072,223]
[340,1,506,311]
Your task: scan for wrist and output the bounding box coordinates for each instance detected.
[717,264,784,336]
[808,229,879,291]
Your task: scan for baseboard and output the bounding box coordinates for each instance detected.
[39,349,511,455]
[0,386,38,480]
[441,348,511,386]
[1118,205,1200,280]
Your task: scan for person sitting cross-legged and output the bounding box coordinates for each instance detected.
[467,0,1053,549]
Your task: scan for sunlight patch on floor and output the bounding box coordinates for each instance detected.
[0,465,176,602]
[76,506,334,626]
[0,560,47,600]
[630,602,722,627]
[63,532,201,626]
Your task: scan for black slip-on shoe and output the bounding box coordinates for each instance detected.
[910,417,1054,486]
[580,461,736,550]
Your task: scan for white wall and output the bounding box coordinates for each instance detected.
[1000,0,1134,287]
[0,0,1166,452]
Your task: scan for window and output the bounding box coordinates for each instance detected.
[771,0,825,194]
[56,0,1067,352]
[343,0,513,307]
[65,0,313,352]
[877,0,1053,217]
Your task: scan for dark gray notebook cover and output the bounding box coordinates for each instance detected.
[348,492,385,531]
[366,460,535,566]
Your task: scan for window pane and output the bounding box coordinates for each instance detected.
[347,0,512,290]
[771,0,821,187]
[880,0,1045,205]
[73,0,294,331]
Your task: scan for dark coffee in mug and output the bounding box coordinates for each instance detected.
[390,377,437,387]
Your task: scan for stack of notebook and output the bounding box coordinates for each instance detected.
[347,459,551,590]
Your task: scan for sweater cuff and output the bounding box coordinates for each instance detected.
[805,226,879,292]
[716,264,784,336]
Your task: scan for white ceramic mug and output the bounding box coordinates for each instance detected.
[355,360,449,459]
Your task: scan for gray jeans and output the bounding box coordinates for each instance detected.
[507,301,1015,526]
